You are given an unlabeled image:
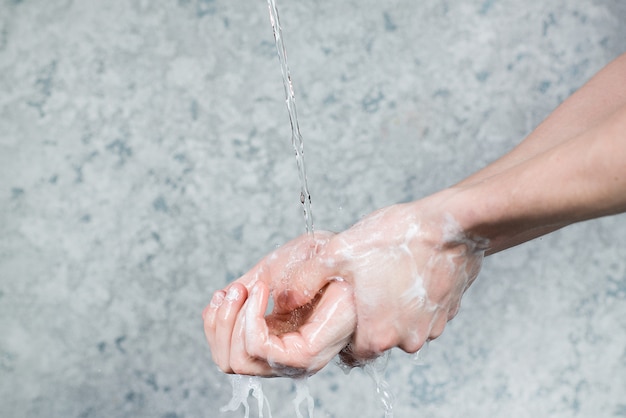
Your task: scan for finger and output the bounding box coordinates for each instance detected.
[203,290,226,349]
[350,321,393,362]
[246,280,356,374]
[244,281,299,371]
[204,290,226,323]
[227,294,277,377]
[243,282,307,377]
[294,280,357,372]
[397,328,425,354]
[272,232,337,312]
[244,281,272,351]
[427,309,447,340]
[272,255,336,314]
[214,283,248,373]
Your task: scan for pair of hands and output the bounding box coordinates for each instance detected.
[203,53,626,377]
[202,198,487,377]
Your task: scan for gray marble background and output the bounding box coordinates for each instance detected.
[1,0,625,417]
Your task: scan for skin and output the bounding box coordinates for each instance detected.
[203,232,357,377]
[457,52,626,253]
[203,52,626,377]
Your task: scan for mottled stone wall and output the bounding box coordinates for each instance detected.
[1,1,625,417]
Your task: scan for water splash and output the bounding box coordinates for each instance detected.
[292,378,315,418]
[266,0,314,236]
[363,352,396,418]
[221,375,272,418]
[223,375,317,418]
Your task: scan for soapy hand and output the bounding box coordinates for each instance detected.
[203,196,487,374]
[202,233,356,377]
[204,52,626,375]
[274,198,488,363]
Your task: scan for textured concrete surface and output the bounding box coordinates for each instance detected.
[1,0,625,417]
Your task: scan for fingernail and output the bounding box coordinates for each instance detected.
[210,291,225,308]
[226,286,241,302]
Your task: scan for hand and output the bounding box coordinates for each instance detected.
[276,196,487,364]
[202,233,357,377]
[203,193,487,374]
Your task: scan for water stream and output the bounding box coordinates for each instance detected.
[222,2,399,417]
[266,0,314,236]
[363,353,396,418]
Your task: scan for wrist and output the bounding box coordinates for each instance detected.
[436,179,562,255]
[407,188,492,253]
[440,181,532,255]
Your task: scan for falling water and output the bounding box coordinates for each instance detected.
[221,375,272,418]
[292,378,315,418]
[363,352,396,418]
[222,375,317,418]
[266,0,314,235]
[221,4,317,417]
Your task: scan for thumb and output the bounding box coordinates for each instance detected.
[272,256,336,314]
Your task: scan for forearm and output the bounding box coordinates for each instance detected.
[457,52,626,187]
[447,104,626,254]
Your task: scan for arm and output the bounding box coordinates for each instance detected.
[458,52,626,187]
[455,51,626,252]
[203,53,626,375]
[449,103,626,254]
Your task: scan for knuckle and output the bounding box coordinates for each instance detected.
[370,330,397,354]
[398,337,424,354]
[298,347,317,367]
[429,321,446,340]
[244,337,265,360]
[281,348,314,370]
[230,365,245,375]
[229,358,248,375]
[216,361,233,374]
